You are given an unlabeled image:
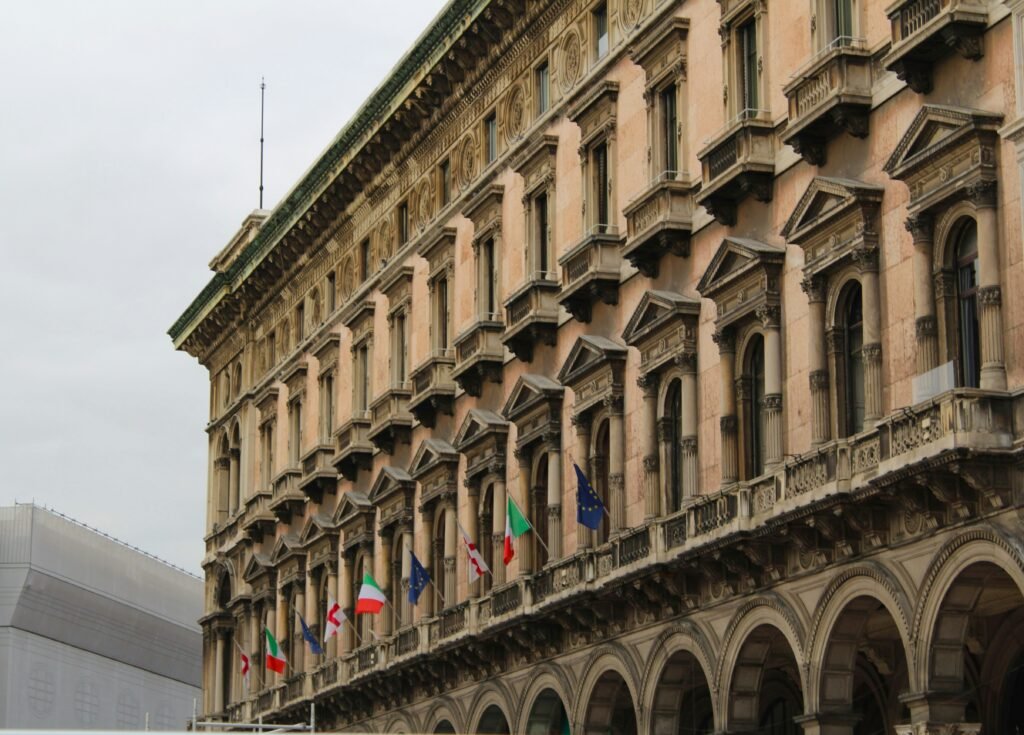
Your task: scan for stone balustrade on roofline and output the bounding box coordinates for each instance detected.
[210,386,1024,726]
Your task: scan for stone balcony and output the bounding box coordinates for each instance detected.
[268,467,305,522]
[502,276,560,362]
[331,413,373,481]
[298,444,337,502]
[695,113,775,226]
[557,227,625,323]
[622,176,696,278]
[367,385,413,454]
[782,38,873,165]
[240,488,276,542]
[226,387,1023,725]
[452,318,505,397]
[409,350,456,428]
[882,0,988,94]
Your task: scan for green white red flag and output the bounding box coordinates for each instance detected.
[264,627,286,674]
[355,571,386,614]
[504,495,532,565]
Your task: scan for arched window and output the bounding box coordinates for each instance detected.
[286,586,299,665]
[353,556,370,642]
[217,577,233,706]
[664,379,683,512]
[216,435,230,522]
[433,517,447,612]
[532,455,549,568]
[229,425,241,512]
[742,335,766,480]
[955,219,981,388]
[594,420,611,546]
[316,571,329,650]
[479,484,494,595]
[838,282,865,437]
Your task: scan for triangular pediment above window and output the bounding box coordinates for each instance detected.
[333,490,373,527]
[368,465,415,505]
[622,290,701,348]
[407,437,457,482]
[269,533,304,565]
[299,512,337,545]
[502,374,564,423]
[883,105,1002,180]
[557,335,628,387]
[696,237,785,302]
[243,552,273,582]
[454,409,508,452]
[782,177,883,246]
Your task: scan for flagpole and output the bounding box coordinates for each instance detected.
[264,625,294,676]
[289,602,324,662]
[568,452,612,525]
[509,493,551,556]
[231,636,261,692]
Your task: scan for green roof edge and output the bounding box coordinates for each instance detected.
[169,0,482,345]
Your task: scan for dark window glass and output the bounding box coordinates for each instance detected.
[593,141,609,229]
[326,271,336,312]
[440,158,451,205]
[398,202,409,245]
[437,276,449,350]
[666,379,683,512]
[395,314,406,383]
[660,84,678,175]
[956,221,981,388]
[485,113,497,163]
[535,191,549,276]
[358,346,369,412]
[748,334,766,478]
[833,0,853,41]
[360,238,371,280]
[740,20,758,112]
[594,3,608,58]
[483,237,497,317]
[536,63,550,114]
[843,284,865,436]
[295,303,304,342]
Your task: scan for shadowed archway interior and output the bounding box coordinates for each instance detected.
[583,669,637,735]
[476,703,511,734]
[526,688,569,735]
[728,624,802,734]
[650,648,713,734]
[433,719,456,734]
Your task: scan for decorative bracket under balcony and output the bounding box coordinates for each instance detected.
[409,352,457,428]
[368,386,413,454]
[881,0,988,94]
[695,116,775,226]
[452,319,505,397]
[268,467,305,523]
[622,178,696,278]
[502,277,560,362]
[241,490,276,542]
[557,230,624,323]
[331,415,373,481]
[781,41,873,165]
[298,444,338,503]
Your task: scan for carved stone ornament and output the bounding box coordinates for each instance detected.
[503,84,526,144]
[559,29,583,93]
[459,134,478,190]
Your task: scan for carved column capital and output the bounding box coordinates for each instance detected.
[756,303,781,328]
[637,372,659,395]
[602,394,624,414]
[862,342,882,364]
[642,454,659,472]
[801,275,827,303]
[905,213,933,245]
[513,447,532,467]
[571,413,592,434]
[915,315,938,339]
[712,326,736,353]
[674,350,698,373]
[978,284,1002,306]
[720,415,738,434]
[809,369,830,391]
[964,178,997,208]
[851,246,879,273]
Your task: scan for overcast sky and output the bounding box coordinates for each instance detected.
[0,1,447,575]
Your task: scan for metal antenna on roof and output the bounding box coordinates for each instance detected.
[259,77,266,209]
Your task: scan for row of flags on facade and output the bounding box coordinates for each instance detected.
[238,463,606,684]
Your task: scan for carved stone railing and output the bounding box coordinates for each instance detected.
[557,230,625,323]
[331,413,373,481]
[299,444,337,501]
[312,660,338,690]
[268,467,305,522]
[452,319,505,397]
[622,178,695,278]
[531,554,587,604]
[241,490,277,541]
[882,0,988,94]
[491,581,523,616]
[782,38,872,165]
[502,277,560,362]
[396,626,420,657]
[439,602,468,639]
[617,526,652,566]
[695,113,775,226]
[356,645,377,672]
[256,687,275,714]
[691,490,738,536]
[662,511,688,550]
[284,673,305,702]
[368,385,413,454]
[409,350,457,428]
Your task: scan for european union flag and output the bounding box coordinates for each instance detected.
[575,462,604,530]
[408,550,430,605]
[299,613,323,656]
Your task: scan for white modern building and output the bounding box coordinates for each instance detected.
[0,504,202,730]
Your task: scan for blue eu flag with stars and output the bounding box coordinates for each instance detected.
[299,613,323,656]
[575,462,604,530]
[408,550,430,605]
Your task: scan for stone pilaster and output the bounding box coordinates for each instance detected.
[679,350,698,502]
[606,395,625,534]
[572,414,593,550]
[758,304,783,470]
[715,328,738,487]
[638,373,660,518]
[546,448,562,560]
[973,184,1006,390]
[443,503,457,605]
[856,249,883,423]
[491,479,506,587]
[803,275,830,444]
[515,448,533,574]
[907,214,938,375]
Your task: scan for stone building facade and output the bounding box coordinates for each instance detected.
[171,0,1024,732]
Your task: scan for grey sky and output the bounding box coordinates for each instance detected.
[0,1,447,574]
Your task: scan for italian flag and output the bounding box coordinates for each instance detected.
[504,495,532,565]
[355,571,386,614]
[264,628,286,674]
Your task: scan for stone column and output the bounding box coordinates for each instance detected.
[274,586,287,681]
[304,573,316,672]
[857,249,884,424]
[464,485,480,598]
[443,503,457,605]
[573,415,593,550]
[607,396,625,534]
[715,328,739,487]
[907,214,939,375]
[228,449,240,514]
[265,605,276,681]
[758,304,784,470]
[638,373,660,519]
[679,351,699,502]
[378,533,392,637]
[399,527,412,628]
[339,556,353,653]
[491,477,506,587]
[327,565,339,657]
[972,182,1007,390]
[420,505,434,619]
[292,587,304,673]
[803,276,831,445]
[248,608,260,673]
[546,446,562,560]
[515,449,534,574]
[214,630,226,712]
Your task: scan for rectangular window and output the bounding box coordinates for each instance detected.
[322,375,334,441]
[360,238,371,280]
[482,237,497,318]
[485,112,498,164]
[398,201,409,245]
[440,158,452,206]
[739,20,758,113]
[357,345,370,413]
[593,141,609,230]
[436,276,450,351]
[262,424,274,486]
[295,303,305,343]
[268,332,276,367]
[394,313,407,384]
[594,3,608,59]
[534,191,549,277]
[833,0,853,42]
[535,62,550,115]
[326,272,336,312]
[289,402,302,464]
[660,85,678,176]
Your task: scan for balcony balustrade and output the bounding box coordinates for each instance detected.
[240,489,276,542]
[368,384,413,454]
[298,444,337,502]
[409,350,456,428]
[695,112,775,226]
[331,413,373,481]
[557,227,625,323]
[502,276,560,362]
[622,177,695,278]
[882,0,988,94]
[268,467,305,522]
[782,38,873,165]
[452,319,505,397]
